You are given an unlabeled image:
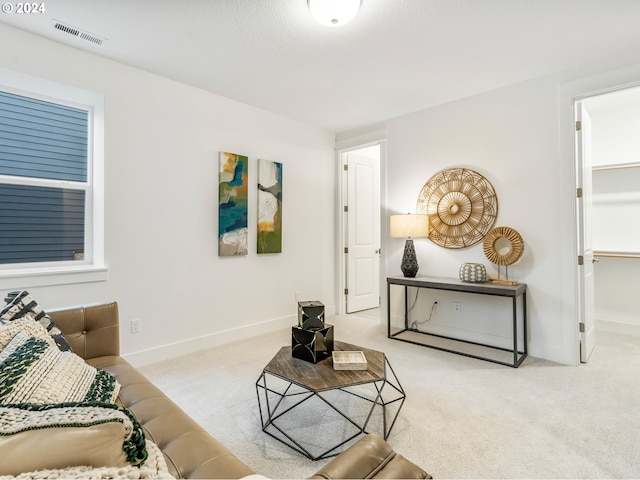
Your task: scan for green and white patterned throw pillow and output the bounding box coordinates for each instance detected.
[0,332,120,405]
[0,291,72,352]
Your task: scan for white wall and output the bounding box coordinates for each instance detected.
[0,24,336,365]
[591,95,640,167]
[592,168,640,253]
[383,76,568,363]
[594,257,640,327]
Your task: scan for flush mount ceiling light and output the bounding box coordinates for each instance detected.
[307,0,362,27]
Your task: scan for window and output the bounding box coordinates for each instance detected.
[0,69,105,287]
[0,91,89,265]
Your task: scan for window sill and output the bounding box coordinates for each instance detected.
[0,265,108,289]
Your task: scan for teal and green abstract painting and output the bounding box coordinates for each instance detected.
[219,152,248,256]
[257,159,282,254]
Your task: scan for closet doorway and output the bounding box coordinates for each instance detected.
[578,85,640,361]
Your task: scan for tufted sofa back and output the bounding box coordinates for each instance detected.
[48,301,119,360]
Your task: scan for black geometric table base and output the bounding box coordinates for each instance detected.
[255,353,405,461]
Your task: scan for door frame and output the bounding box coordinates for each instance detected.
[559,65,640,365]
[336,139,387,316]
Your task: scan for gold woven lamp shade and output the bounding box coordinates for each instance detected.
[390,214,429,277]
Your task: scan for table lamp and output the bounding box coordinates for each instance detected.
[390,214,429,277]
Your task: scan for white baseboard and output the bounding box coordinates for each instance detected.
[597,319,640,337]
[123,314,296,367]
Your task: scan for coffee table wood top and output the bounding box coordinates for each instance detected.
[263,341,386,391]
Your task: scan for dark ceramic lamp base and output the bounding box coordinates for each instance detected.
[400,239,419,277]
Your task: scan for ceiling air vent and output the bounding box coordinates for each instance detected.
[52,20,106,46]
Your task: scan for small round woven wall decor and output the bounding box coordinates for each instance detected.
[416,167,498,249]
[483,226,524,266]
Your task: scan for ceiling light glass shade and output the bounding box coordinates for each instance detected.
[307,0,362,27]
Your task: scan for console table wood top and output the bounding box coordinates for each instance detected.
[387,274,527,297]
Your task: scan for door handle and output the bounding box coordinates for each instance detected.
[375,249,381,254]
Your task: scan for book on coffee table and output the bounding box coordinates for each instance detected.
[332,350,367,370]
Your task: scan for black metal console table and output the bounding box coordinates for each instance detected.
[387,275,527,368]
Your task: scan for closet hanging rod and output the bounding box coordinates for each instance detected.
[592,162,640,172]
[594,252,640,259]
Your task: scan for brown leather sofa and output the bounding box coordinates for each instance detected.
[49,302,430,479]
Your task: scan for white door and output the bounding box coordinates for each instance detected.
[345,149,381,313]
[576,101,597,362]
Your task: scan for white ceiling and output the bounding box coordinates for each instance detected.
[2,0,640,132]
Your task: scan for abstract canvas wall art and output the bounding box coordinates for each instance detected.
[219,151,248,256]
[257,159,283,254]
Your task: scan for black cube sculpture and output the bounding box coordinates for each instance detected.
[292,324,334,363]
[292,300,333,363]
[297,300,325,330]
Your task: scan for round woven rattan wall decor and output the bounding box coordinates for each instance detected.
[416,168,498,249]
[483,226,524,266]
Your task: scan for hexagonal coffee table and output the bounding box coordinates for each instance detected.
[255,341,405,460]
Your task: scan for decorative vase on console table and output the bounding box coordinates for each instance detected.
[292,301,334,363]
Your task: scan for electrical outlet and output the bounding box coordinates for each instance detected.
[453,301,462,313]
[131,318,142,333]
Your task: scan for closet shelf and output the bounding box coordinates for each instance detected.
[593,162,640,172]
[594,252,640,259]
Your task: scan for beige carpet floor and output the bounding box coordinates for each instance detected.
[139,312,640,479]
